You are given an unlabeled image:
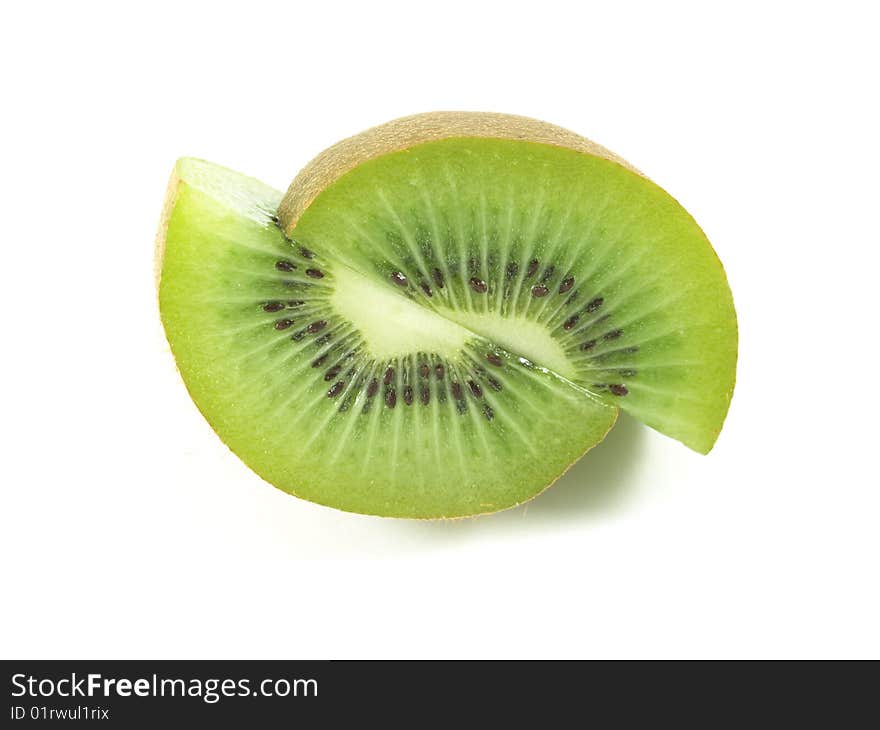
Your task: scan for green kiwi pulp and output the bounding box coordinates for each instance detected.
[157,114,737,518]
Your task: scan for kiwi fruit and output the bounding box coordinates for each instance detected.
[156,112,737,518]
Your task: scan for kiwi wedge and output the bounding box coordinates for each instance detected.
[157,112,737,518]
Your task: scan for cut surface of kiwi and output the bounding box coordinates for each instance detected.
[157,113,737,518]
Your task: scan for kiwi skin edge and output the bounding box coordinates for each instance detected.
[278,111,643,234]
[154,168,180,293]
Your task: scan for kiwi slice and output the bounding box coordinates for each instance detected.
[157,112,737,518]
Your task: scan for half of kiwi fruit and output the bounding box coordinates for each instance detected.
[156,112,737,518]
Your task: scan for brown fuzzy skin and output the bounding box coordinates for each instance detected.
[153,168,180,292]
[278,111,643,234]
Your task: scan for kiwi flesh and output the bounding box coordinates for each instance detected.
[157,112,737,518]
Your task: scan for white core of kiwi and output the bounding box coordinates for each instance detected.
[331,266,472,360]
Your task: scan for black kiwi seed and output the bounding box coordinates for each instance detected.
[469,277,488,293]
[327,382,344,398]
[311,354,328,368]
[541,265,555,282]
[451,382,463,401]
[269,214,279,224]
[390,271,408,287]
[307,320,327,333]
[305,268,324,279]
[468,380,482,398]
[563,314,579,330]
[419,363,429,378]
[559,276,574,294]
[486,352,503,367]
[487,376,502,392]
[483,404,494,421]
[603,329,623,341]
[291,330,306,341]
[609,384,629,396]
[526,259,539,278]
[580,339,596,351]
[403,385,414,405]
[275,260,296,272]
[531,284,549,297]
[274,319,294,330]
[419,385,430,405]
[324,364,341,381]
[506,262,519,278]
[383,367,395,385]
[432,267,445,288]
[287,300,304,308]
[385,389,397,408]
[263,301,285,312]
[367,378,379,398]
[435,364,445,380]
[586,297,604,313]
[299,247,314,259]
[315,333,332,345]
[420,282,433,297]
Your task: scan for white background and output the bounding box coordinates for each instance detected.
[2,1,878,659]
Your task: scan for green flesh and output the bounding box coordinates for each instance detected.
[158,143,736,517]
